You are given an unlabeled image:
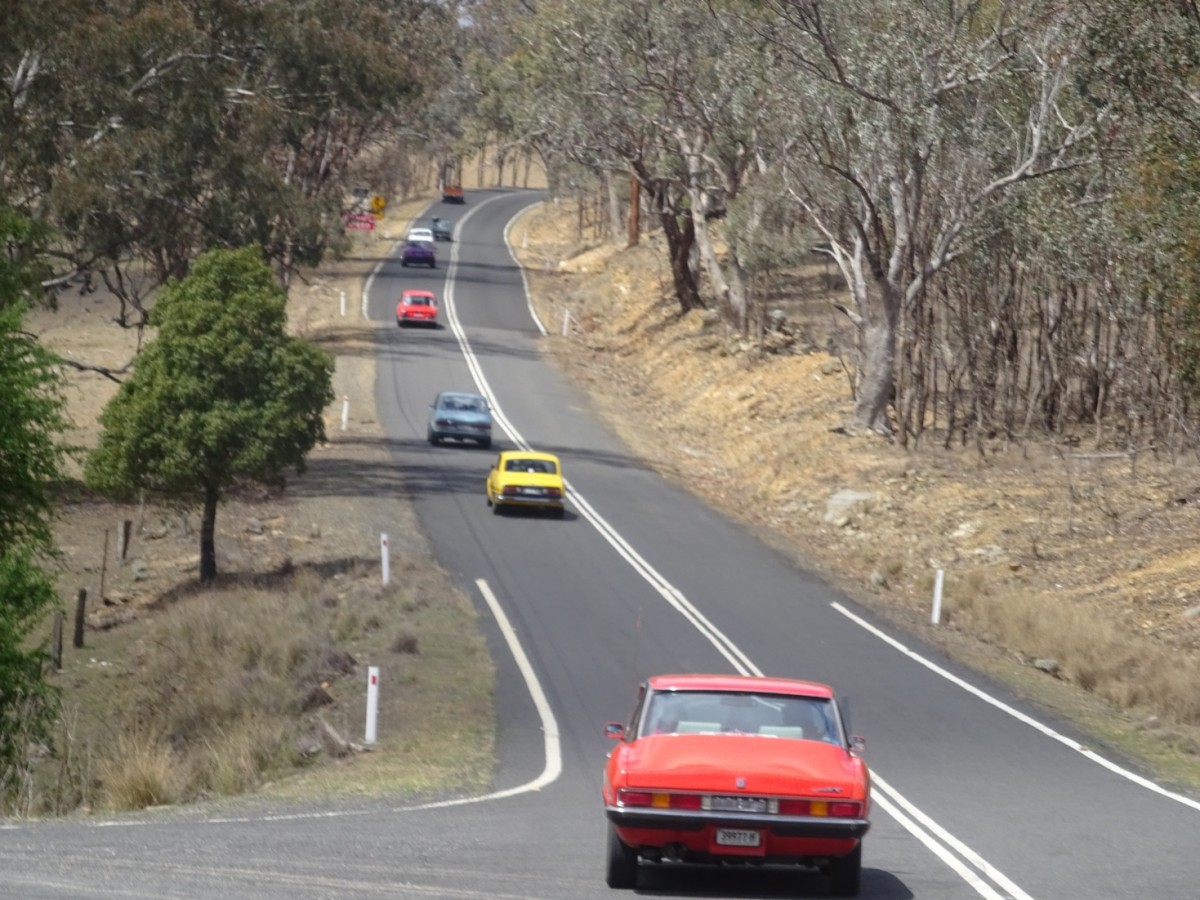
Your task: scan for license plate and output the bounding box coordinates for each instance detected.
[519,487,543,496]
[711,795,768,813]
[715,828,761,847]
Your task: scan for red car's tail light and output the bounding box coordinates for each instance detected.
[615,789,703,810]
[616,789,654,807]
[778,799,811,816]
[617,790,861,818]
[777,799,862,818]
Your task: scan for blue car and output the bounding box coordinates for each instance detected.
[427,391,493,448]
[401,240,436,268]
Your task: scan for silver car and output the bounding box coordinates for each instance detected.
[427,391,492,448]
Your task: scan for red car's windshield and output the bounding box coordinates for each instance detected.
[639,690,841,745]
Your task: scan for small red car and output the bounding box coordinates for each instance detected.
[603,674,870,896]
[396,290,438,327]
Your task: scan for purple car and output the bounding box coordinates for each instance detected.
[401,240,437,268]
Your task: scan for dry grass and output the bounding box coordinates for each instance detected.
[31,564,494,815]
[98,733,183,811]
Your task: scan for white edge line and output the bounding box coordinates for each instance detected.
[832,601,1200,814]
[870,786,1008,900]
[872,773,1035,900]
[501,205,548,336]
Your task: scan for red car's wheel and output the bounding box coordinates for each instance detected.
[605,824,638,889]
[826,843,862,897]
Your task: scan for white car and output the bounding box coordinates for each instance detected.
[407,227,435,243]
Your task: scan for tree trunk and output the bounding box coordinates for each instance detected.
[199,483,219,583]
[689,188,732,320]
[727,261,750,334]
[853,285,900,433]
[604,170,625,243]
[627,173,640,247]
[659,209,702,313]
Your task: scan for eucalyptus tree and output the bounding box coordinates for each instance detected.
[3,0,438,326]
[503,0,793,320]
[0,302,66,805]
[0,213,70,803]
[1075,0,1200,410]
[501,0,722,312]
[759,0,1110,433]
[85,247,334,583]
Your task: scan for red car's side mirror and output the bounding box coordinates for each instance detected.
[849,735,867,755]
[604,722,625,740]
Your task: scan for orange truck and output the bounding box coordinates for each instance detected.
[442,183,465,204]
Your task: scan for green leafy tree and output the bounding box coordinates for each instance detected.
[85,247,335,582]
[0,285,69,801]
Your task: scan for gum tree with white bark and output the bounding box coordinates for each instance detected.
[761,0,1110,433]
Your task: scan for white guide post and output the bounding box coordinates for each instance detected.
[365,666,379,745]
[361,289,369,319]
[931,568,945,625]
[562,309,571,336]
[340,395,349,431]
[380,533,390,586]
[339,290,346,317]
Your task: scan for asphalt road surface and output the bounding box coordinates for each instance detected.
[3,189,1198,899]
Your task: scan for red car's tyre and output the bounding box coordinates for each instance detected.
[827,844,862,897]
[605,825,638,889]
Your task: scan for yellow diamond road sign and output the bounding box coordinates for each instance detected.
[370,195,387,215]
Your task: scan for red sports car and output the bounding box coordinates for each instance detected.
[602,674,870,896]
[396,290,438,327]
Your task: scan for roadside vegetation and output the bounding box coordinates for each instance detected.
[3,0,1200,814]
[38,560,492,815]
[513,200,1200,789]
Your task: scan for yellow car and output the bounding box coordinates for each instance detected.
[486,450,565,517]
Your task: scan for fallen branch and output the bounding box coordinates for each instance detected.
[54,356,133,384]
[318,716,372,756]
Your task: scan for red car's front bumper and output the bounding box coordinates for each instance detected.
[606,805,867,861]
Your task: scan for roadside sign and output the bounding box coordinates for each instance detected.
[370,195,387,215]
[343,212,376,232]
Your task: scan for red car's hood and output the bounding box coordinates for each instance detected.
[624,735,865,797]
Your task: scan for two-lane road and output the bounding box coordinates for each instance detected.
[2,189,1196,899]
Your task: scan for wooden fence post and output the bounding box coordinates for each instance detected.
[99,530,109,602]
[51,612,63,671]
[73,589,87,649]
[117,518,132,561]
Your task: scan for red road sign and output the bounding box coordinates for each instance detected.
[343,212,376,231]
